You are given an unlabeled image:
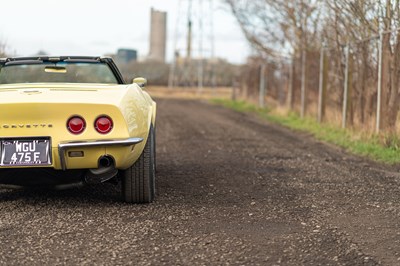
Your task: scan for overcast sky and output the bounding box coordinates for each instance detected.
[0,0,250,64]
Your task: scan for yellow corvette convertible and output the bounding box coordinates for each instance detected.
[0,56,156,203]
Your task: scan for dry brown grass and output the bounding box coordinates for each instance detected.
[147,86,233,100]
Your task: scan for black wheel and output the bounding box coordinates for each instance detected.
[153,125,157,173]
[121,125,155,203]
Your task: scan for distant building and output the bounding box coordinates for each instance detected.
[116,48,137,63]
[148,8,167,63]
[34,50,49,56]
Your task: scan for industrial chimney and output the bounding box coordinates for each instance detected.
[148,8,167,63]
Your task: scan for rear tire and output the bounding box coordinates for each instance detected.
[121,125,155,203]
[153,125,157,173]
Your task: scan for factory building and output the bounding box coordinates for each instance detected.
[116,48,137,63]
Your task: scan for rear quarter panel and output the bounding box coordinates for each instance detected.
[105,84,155,169]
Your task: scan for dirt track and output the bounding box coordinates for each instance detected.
[1,98,400,265]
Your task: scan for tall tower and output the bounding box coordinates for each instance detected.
[148,8,167,62]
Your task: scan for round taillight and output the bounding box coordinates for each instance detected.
[67,116,86,134]
[95,116,113,134]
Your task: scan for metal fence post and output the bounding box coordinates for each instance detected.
[259,63,266,108]
[287,57,294,110]
[317,45,325,123]
[342,44,350,129]
[376,32,383,133]
[231,79,237,101]
[300,49,307,118]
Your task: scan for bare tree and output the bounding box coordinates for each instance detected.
[225,0,321,58]
[227,0,400,132]
[322,1,379,126]
[226,0,323,114]
[326,0,400,131]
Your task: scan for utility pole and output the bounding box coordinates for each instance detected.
[186,0,192,61]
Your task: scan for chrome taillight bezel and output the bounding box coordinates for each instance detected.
[94,115,113,134]
[67,115,86,135]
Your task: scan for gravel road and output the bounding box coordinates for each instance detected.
[1,98,400,265]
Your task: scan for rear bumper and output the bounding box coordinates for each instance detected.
[58,138,143,170]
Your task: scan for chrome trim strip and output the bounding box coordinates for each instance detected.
[58,138,143,170]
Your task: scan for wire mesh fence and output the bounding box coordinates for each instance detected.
[236,29,400,134]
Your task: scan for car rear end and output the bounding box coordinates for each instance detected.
[0,86,148,184]
[0,56,156,203]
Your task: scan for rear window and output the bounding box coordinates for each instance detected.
[0,62,119,84]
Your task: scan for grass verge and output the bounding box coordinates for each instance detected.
[212,99,400,164]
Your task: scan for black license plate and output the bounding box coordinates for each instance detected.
[0,138,51,166]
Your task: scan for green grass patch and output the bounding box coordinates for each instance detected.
[212,99,400,164]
